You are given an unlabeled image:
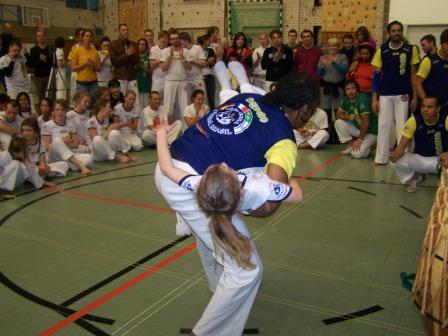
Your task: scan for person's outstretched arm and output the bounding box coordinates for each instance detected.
[156,124,189,183]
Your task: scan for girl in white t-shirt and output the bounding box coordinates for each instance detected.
[17,92,35,119]
[183,89,209,128]
[66,91,91,148]
[88,99,137,163]
[37,97,53,131]
[41,99,92,175]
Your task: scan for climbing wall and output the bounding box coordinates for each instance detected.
[322,0,377,33]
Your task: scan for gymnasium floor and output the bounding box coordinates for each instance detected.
[0,145,436,336]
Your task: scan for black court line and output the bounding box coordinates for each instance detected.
[60,235,191,307]
[0,160,156,201]
[398,205,424,219]
[180,328,260,334]
[295,175,438,189]
[347,186,378,196]
[0,173,163,335]
[322,305,384,325]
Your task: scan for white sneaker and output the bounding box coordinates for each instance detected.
[406,174,426,193]
[340,145,352,154]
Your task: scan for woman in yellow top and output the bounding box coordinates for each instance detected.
[71,29,100,101]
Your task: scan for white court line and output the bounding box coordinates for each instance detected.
[114,271,205,335]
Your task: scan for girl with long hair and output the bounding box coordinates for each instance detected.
[226,32,253,77]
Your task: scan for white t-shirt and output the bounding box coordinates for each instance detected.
[56,48,64,66]
[0,54,31,95]
[142,105,167,128]
[160,47,191,81]
[183,103,209,119]
[66,109,90,143]
[87,116,109,136]
[303,108,329,131]
[149,45,166,81]
[252,46,267,76]
[187,44,206,81]
[179,168,292,215]
[97,51,113,83]
[42,119,77,139]
[28,138,45,164]
[113,103,139,135]
[0,114,23,130]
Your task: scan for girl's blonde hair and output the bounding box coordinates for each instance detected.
[197,164,255,270]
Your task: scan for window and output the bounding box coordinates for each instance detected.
[65,0,99,11]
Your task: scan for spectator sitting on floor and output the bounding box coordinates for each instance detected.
[294,107,329,149]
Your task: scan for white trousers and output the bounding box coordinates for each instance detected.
[121,133,143,151]
[0,160,44,191]
[46,137,93,171]
[375,95,409,164]
[151,78,165,100]
[187,78,206,100]
[69,71,77,103]
[294,129,329,148]
[56,68,67,100]
[391,153,439,184]
[163,80,189,121]
[91,131,131,162]
[155,161,263,336]
[334,119,377,158]
[141,120,182,146]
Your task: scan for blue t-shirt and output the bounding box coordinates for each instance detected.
[170,93,295,174]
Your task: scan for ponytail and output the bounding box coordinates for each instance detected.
[197,164,255,270]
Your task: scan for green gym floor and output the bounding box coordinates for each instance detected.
[0,145,436,336]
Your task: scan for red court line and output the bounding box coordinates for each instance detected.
[39,153,342,335]
[51,187,175,215]
[39,242,196,336]
[298,152,342,182]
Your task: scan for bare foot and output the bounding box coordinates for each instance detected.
[115,153,131,163]
[127,153,139,162]
[372,161,387,166]
[80,166,91,175]
[297,142,312,149]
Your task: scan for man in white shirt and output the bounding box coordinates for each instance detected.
[0,39,32,100]
[149,31,169,99]
[0,100,22,150]
[179,32,206,99]
[160,29,192,122]
[252,32,269,91]
[293,107,330,149]
[141,91,182,146]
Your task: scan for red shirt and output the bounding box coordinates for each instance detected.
[294,47,323,81]
[346,61,373,93]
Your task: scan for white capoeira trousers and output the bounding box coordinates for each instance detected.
[334,119,377,158]
[121,133,143,151]
[391,153,439,184]
[141,120,182,146]
[0,160,44,191]
[375,95,409,164]
[163,80,189,121]
[46,137,93,171]
[91,130,131,162]
[151,79,165,99]
[155,160,263,336]
[294,129,329,148]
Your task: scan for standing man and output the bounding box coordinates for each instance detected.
[144,29,155,51]
[179,32,206,98]
[160,29,191,122]
[420,34,437,57]
[339,33,356,65]
[415,29,448,114]
[252,32,269,91]
[287,29,300,55]
[261,29,294,89]
[27,30,52,100]
[371,20,420,165]
[0,39,32,100]
[149,30,169,98]
[294,29,323,82]
[110,24,140,103]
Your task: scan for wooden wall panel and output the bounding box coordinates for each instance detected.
[322,0,377,34]
[118,0,148,41]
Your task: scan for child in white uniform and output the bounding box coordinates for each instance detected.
[294,107,329,149]
[37,98,53,131]
[112,90,143,152]
[66,91,91,149]
[88,99,137,163]
[21,118,69,177]
[41,99,92,175]
[0,136,52,191]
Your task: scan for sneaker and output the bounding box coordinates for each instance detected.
[406,174,426,193]
[340,145,352,154]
